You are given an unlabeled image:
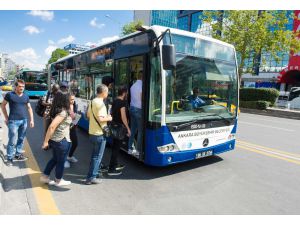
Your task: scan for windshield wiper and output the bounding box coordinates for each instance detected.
[172,115,212,131]
[205,113,233,124]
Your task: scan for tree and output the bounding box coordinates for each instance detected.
[47,48,69,64]
[201,11,300,79]
[121,20,144,36]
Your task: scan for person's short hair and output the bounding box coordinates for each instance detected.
[117,85,128,96]
[15,79,25,87]
[60,81,68,89]
[193,87,199,93]
[96,84,108,94]
[137,71,143,79]
[102,76,114,87]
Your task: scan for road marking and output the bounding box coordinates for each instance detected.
[236,140,300,166]
[237,140,300,159]
[24,139,60,215]
[238,121,294,132]
[239,114,300,127]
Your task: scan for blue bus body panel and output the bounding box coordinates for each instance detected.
[78,112,89,131]
[25,90,48,97]
[144,122,237,166]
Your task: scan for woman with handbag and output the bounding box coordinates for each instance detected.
[40,91,72,187]
[107,86,131,176]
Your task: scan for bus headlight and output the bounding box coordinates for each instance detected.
[157,143,179,153]
[228,134,236,140]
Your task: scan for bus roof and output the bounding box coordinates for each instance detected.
[54,25,235,64]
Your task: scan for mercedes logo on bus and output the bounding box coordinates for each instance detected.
[203,138,209,147]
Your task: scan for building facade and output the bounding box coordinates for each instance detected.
[0,53,17,78]
[133,10,177,28]
[64,44,91,55]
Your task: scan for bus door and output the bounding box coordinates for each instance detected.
[114,55,146,160]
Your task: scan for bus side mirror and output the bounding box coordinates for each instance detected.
[162,44,176,70]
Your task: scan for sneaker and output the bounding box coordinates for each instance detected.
[64,161,71,168]
[115,164,125,171]
[67,156,78,163]
[49,179,71,187]
[6,159,13,167]
[129,149,139,156]
[40,175,51,184]
[128,149,135,155]
[85,178,102,185]
[107,168,122,176]
[14,154,28,161]
[99,164,109,173]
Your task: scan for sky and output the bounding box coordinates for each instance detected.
[0,10,133,70]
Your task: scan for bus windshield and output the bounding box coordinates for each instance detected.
[164,34,238,123]
[22,71,48,85]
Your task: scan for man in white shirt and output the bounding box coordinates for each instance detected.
[128,71,143,156]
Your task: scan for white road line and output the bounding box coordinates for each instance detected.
[239,113,300,127]
[238,121,294,132]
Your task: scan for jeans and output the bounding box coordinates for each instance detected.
[86,135,107,181]
[43,139,71,180]
[128,106,142,152]
[7,119,28,160]
[68,126,78,157]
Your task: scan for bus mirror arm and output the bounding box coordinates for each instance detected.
[153,29,176,70]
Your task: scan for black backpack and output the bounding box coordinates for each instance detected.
[35,92,50,117]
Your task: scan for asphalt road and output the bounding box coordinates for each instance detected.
[12,100,300,214]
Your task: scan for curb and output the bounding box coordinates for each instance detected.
[240,107,300,120]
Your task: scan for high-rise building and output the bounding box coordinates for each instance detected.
[134,10,177,28]
[0,52,18,78]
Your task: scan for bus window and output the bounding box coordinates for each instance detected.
[114,59,129,97]
[148,53,162,122]
[78,73,92,99]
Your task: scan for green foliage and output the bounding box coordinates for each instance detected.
[240,88,279,105]
[240,100,270,110]
[48,48,69,64]
[121,20,144,36]
[201,11,300,78]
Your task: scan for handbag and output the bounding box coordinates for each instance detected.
[90,102,111,138]
[110,121,127,140]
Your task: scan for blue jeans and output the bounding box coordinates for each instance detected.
[7,119,28,160]
[128,106,142,152]
[43,139,71,180]
[86,135,107,181]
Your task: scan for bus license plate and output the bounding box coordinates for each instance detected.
[195,150,213,159]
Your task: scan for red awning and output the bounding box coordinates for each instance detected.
[278,66,300,84]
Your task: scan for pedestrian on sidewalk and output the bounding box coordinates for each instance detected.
[64,93,79,168]
[107,86,130,176]
[85,84,112,185]
[40,91,72,187]
[1,79,34,166]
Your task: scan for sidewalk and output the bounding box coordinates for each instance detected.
[0,115,33,214]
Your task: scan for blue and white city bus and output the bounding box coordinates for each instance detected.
[16,69,48,97]
[48,25,239,166]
